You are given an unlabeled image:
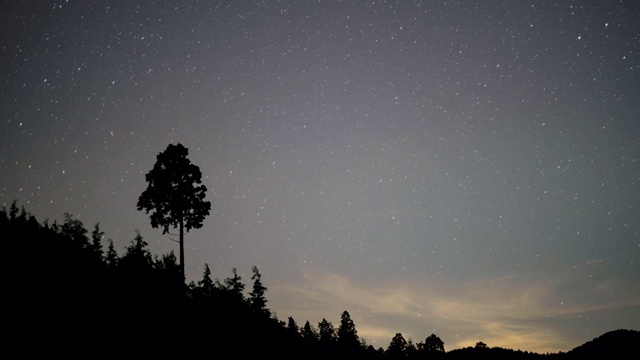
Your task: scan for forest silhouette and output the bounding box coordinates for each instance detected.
[4,201,638,358]
[2,138,637,359]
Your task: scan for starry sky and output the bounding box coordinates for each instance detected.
[1,0,639,353]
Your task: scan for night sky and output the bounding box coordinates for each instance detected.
[1,0,639,353]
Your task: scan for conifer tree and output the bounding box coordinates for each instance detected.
[121,230,153,270]
[287,316,300,335]
[104,239,119,266]
[224,267,245,303]
[198,263,215,299]
[137,143,211,283]
[301,321,318,342]
[249,265,268,314]
[337,310,360,348]
[318,318,337,344]
[90,223,104,260]
[61,213,89,249]
[387,333,408,356]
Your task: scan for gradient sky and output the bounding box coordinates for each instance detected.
[1,0,639,353]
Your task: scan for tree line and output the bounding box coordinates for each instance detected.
[3,201,455,358]
[12,200,627,359]
[4,203,637,358]
[5,143,635,358]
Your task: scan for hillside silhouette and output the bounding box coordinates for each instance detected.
[3,202,638,358]
[565,329,640,359]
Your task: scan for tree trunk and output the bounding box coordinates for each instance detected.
[179,216,185,284]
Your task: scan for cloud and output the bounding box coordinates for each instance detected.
[269,266,639,353]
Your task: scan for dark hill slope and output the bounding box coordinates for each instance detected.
[566,329,640,359]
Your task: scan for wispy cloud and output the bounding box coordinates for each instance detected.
[269,265,639,353]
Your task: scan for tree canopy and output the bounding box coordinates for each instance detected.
[420,333,445,353]
[318,318,337,344]
[337,310,360,349]
[137,142,211,282]
[387,333,408,356]
[4,201,637,359]
[249,265,269,315]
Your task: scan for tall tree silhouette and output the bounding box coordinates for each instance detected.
[90,223,104,260]
[419,333,445,353]
[137,142,211,283]
[224,267,245,303]
[120,230,153,271]
[286,316,300,336]
[387,333,408,357]
[196,263,215,299]
[337,310,360,349]
[61,213,89,250]
[249,265,268,314]
[318,318,337,344]
[104,238,119,266]
[301,321,318,342]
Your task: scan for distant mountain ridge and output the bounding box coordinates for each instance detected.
[445,329,639,359]
[567,329,639,359]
